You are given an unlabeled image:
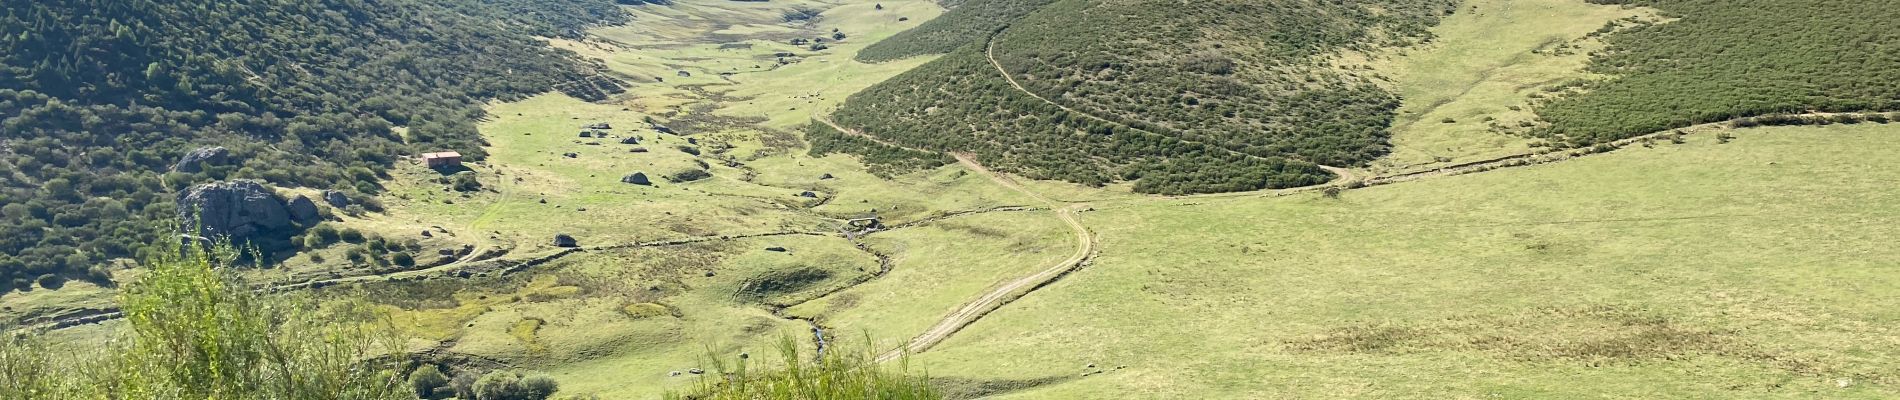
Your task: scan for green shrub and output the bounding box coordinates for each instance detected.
[341,228,366,243]
[0,240,409,399]
[409,365,450,398]
[667,336,940,400]
[451,171,483,192]
[473,370,560,400]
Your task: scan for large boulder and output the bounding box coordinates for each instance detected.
[172,146,231,173]
[622,172,652,186]
[287,195,320,224]
[177,181,294,239]
[552,234,579,248]
[322,190,351,208]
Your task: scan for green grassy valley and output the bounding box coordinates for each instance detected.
[6,0,1900,399]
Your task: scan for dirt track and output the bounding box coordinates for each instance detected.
[874,154,1096,362]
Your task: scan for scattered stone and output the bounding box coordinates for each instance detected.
[703,271,715,277]
[552,233,579,248]
[421,230,433,238]
[669,371,681,377]
[538,198,548,204]
[173,146,233,173]
[579,131,593,138]
[585,122,612,130]
[687,137,699,145]
[563,152,579,158]
[899,17,910,22]
[819,173,835,180]
[176,180,295,240]
[630,147,650,153]
[765,246,788,252]
[677,70,691,77]
[620,136,640,144]
[798,191,818,198]
[687,368,704,375]
[622,172,653,186]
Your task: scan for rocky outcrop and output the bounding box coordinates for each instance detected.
[172,146,231,173]
[287,195,320,224]
[177,181,294,239]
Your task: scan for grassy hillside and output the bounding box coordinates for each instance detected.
[912,122,1900,398]
[1368,0,1647,172]
[1534,0,1900,145]
[0,0,629,291]
[831,0,1456,194]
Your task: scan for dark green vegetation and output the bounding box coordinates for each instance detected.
[854,0,1057,63]
[832,0,1454,193]
[1535,0,1900,145]
[666,336,941,400]
[0,242,408,399]
[805,123,953,178]
[0,0,629,291]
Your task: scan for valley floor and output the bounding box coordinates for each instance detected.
[12,1,1900,399]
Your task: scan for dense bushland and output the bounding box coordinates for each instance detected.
[834,0,1453,192]
[0,242,409,399]
[1535,0,1900,145]
[854,0,1057,62]
[805,122,953,178]
[832,47,1330,194]
[0,0,629,291]
[992,0,1454,166]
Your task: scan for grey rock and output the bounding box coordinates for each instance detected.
[173,146,231,173]
[553,233,579,248]
[286,195,320,224]
[622,172,652,186]
[176,181,293,239]
[322,190,351,208]
[798,191,818,198]
[620,136,640,145]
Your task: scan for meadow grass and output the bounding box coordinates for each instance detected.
[665,335,940,400]
[1367,0,1647,173]
[784,210,1075,352]
[904,123,1900,398]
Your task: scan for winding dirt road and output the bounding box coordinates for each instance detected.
[874,154,1095,362]
[811,117,1098,362]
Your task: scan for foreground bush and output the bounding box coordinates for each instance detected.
[0,240,408,399]
[667,336,940,400]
